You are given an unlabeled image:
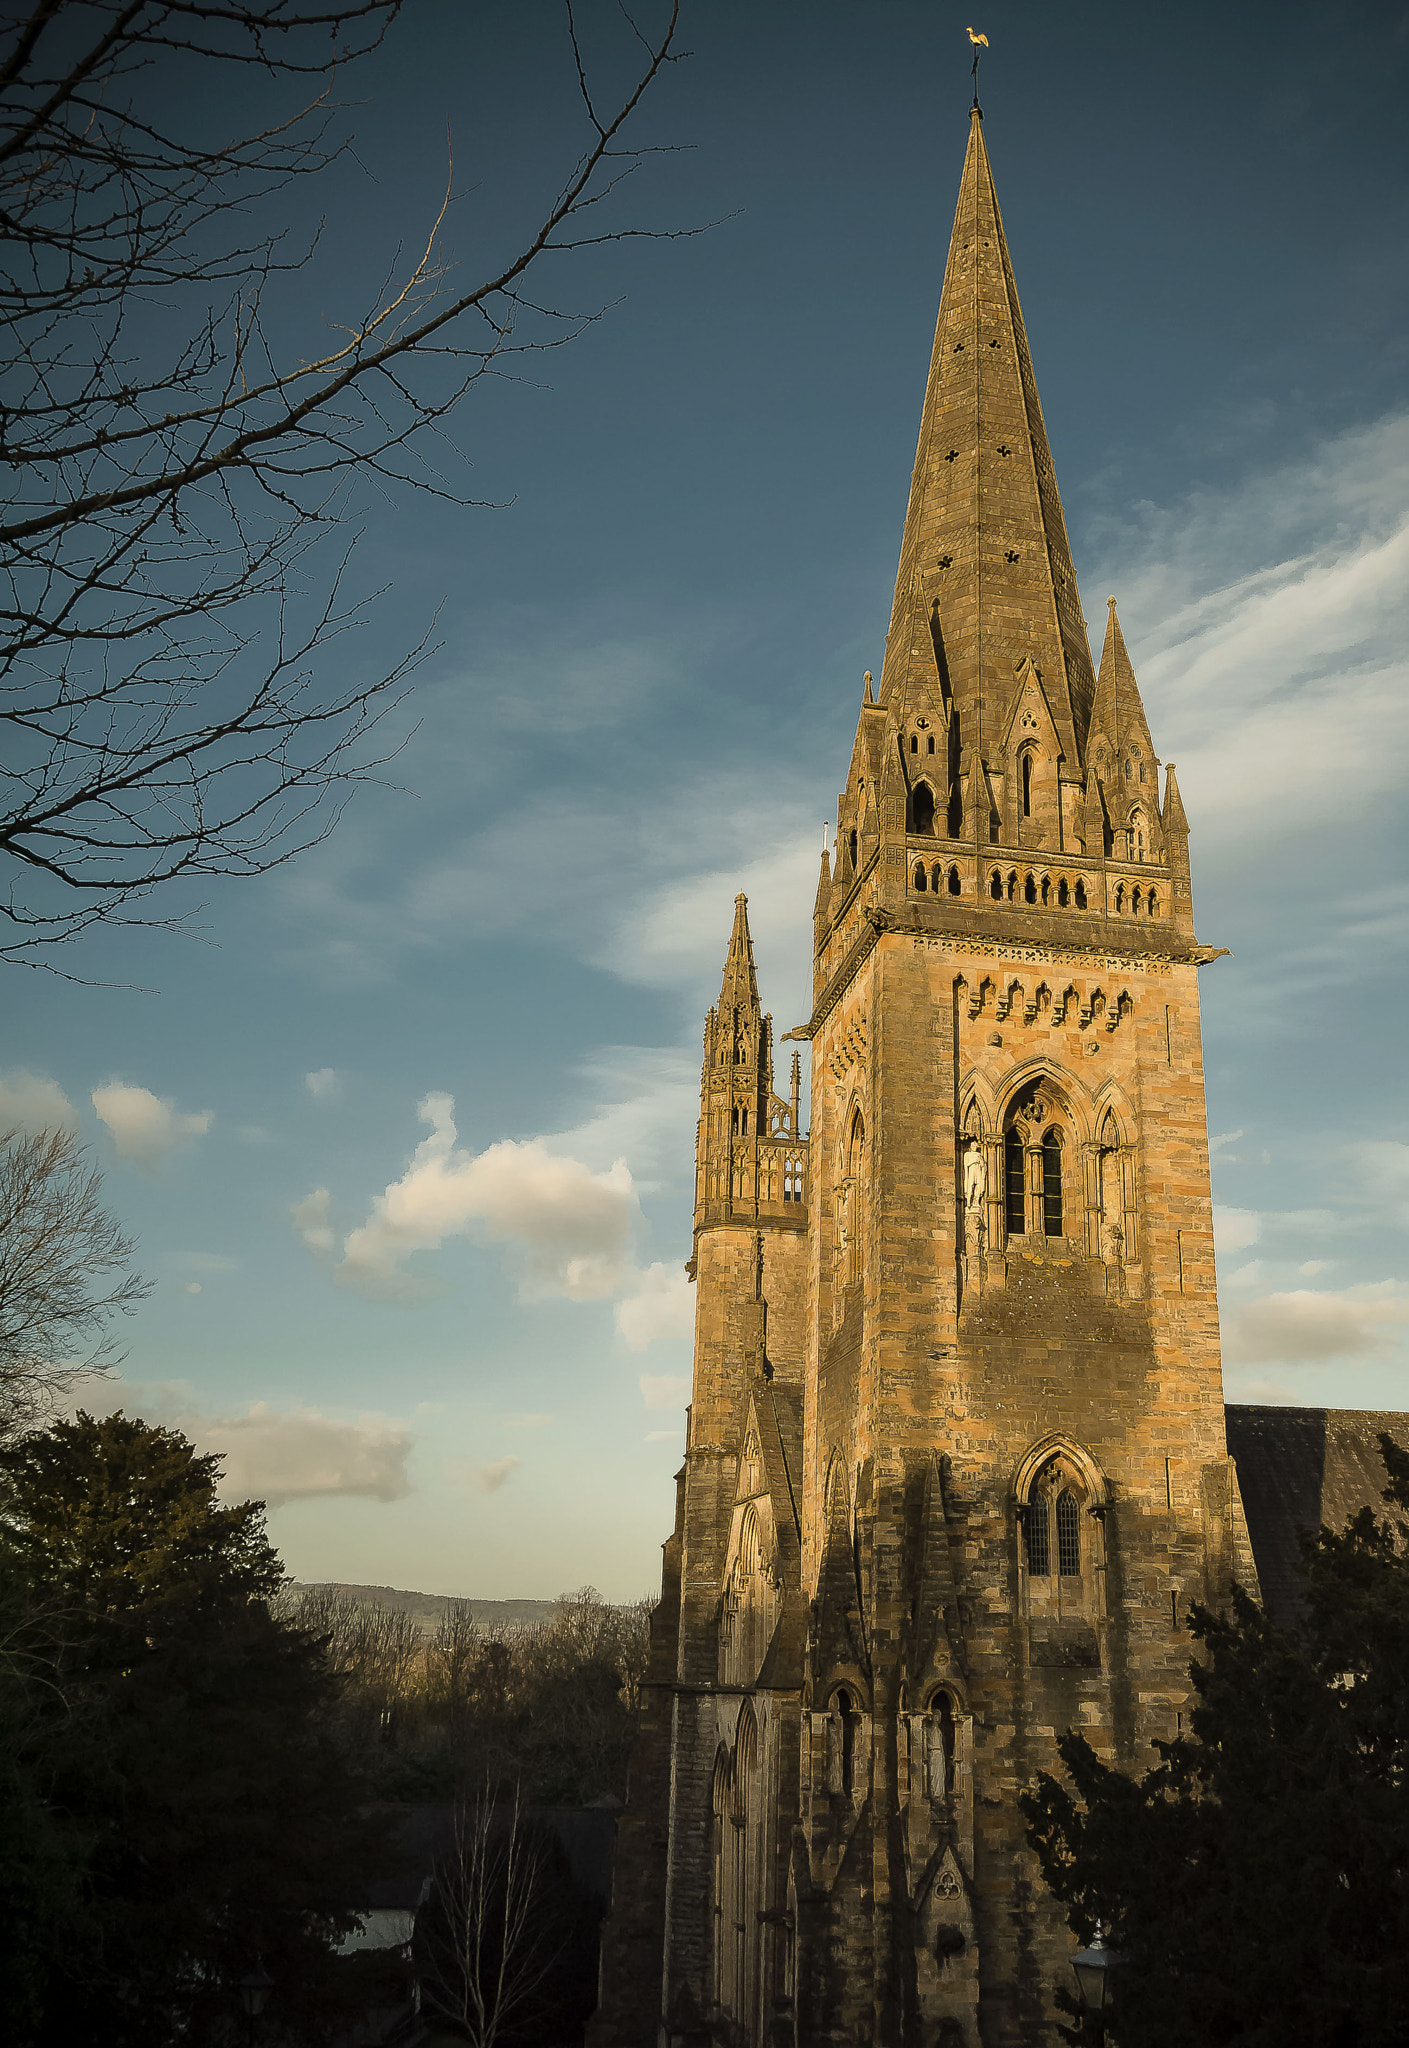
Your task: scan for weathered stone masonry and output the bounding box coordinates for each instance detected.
[589,106,1409,2048]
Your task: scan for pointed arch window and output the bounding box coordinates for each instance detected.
[913,862,927,892]
[1022,751,1033,817]
[910,734,919,755]
[912,782,936,836]
[845,1111,866,1283]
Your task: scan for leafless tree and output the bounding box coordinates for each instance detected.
[0,1125,148,1433]
[0,0,685,964]
[418,1782,573,2048]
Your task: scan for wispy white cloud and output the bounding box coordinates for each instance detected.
[447,1453,522,1494]
[305,1067,341,1102]
[92,1083,212,1170]
[0,1070,76,1132]
[291,1188,335,1256]
[1093,410,1409,874]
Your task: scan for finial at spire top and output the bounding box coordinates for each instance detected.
[966,25,988,109]
[862,669,875,705]
[1108,595,1118,608]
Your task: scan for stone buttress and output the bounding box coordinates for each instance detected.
[593,107,1256,2048]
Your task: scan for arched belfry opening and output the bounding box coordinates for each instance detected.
[1002,1078,1073,1244]
[912,780,936,836]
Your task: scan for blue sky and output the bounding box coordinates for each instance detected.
[5,1,1409,1598]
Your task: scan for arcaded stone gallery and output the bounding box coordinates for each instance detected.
[590,110,1409,2048]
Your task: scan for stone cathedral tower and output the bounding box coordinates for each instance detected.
[591,107,1266,2048]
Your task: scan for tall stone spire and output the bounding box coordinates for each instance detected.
[718,890,761,1019]
[877,108,1097,780]
[696,893,795,1233]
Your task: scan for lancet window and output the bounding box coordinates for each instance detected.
[843,1111,865,1283]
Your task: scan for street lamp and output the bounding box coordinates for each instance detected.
[236,1961,274,2047]
[1070,1923,1123,2046]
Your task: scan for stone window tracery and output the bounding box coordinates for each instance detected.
[1017,1444,1107,1641]
[1002,1080,1072,1243]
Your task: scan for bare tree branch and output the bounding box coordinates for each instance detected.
[0,0,688,962]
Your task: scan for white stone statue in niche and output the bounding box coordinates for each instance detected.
[962,1140,986,1212]
[1100,1214,1124,1266]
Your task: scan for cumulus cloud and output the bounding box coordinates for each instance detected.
[92,1083,212,1169]
[291,1187,335,1256]
[329,1092,636,1305]
[615,1261,695,1351]
[63,1374,413,1507]
[305,1067,340,1102]
[209,1402,413,1506]
[0,1070,77,1132]
[1223,1282,1409,1367]
[640,1372,691,1412]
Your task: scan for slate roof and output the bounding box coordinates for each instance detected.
[1225,1405,1409,1627]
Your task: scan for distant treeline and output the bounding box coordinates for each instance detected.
[283,1583,655,1807]
[287,1581,560,1632]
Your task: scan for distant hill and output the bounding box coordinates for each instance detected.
[289,1582,558,1632]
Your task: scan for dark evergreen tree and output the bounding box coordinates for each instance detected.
[1022,1436,1409,2048]
[0,1411,392,2046]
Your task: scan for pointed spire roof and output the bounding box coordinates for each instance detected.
[1089,596,1158,775]
[877,109,1097,769]
[718,892,760,1014]
[1162,761,1189,836]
